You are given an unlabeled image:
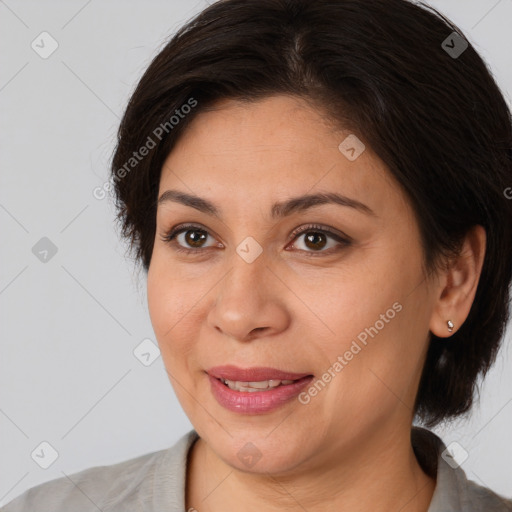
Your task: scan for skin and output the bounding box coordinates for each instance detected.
[146,94,486,512]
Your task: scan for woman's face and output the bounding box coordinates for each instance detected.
[147,94,439,474]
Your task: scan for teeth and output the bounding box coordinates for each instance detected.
[220,378,295,392]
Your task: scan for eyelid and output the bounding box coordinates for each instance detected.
[288,223,351,243]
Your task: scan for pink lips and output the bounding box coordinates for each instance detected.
[207,365,311,382]
[206,365,314,414]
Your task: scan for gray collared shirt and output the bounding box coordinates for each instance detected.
[2,427,511,511]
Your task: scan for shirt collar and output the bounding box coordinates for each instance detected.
[412,426,464,511]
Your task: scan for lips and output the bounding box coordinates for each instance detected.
[206,368,314,414]
[207,365,312,382]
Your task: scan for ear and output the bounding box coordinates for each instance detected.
[429,225,486,338]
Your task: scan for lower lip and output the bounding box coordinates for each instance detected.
[208,374,314,414]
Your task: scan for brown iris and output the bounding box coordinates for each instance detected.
[184,229,208,248]
[303,231,327,251]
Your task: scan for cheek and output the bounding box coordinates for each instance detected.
[147,256,211,372]
[147,261,190,349]
[147,270,172,338]
[294,260,400,347]
[317,293,429,427]
[304,256,425,390]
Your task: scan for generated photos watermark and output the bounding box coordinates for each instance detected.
[93,97,198,200]
[298,301,403,405]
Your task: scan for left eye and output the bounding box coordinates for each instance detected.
[287,224,351,255]
[290,228,344,253]
[161,223,351,255]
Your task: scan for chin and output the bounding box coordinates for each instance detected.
[205,426,315,475]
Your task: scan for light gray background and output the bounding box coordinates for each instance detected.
[1,0,511,505]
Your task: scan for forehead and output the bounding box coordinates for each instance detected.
[158,95,409,221]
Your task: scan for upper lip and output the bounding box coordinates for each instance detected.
[207,365,312,382]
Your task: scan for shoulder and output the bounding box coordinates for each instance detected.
[455,470,512,511]
[1,449,166,512]
[1,430,199,512]
[411,426,512,512]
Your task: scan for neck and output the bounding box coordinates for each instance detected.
[186,422,436,512]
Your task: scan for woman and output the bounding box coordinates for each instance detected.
[3,0,511,510]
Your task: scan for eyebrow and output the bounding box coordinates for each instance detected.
[157,189,376,219]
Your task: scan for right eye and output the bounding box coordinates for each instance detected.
[160,223,222,255]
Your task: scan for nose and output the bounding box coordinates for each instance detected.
[207,248,291,342]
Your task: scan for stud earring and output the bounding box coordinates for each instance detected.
[447,320,454,333]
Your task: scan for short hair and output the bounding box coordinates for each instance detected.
[110,0,512,428]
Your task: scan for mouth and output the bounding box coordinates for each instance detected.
[206,366,314,413]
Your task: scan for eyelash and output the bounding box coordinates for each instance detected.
[160,223,352,257]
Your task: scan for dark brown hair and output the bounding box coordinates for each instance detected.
[111,0,512,427]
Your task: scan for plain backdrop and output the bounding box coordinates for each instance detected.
[1,0,511,505]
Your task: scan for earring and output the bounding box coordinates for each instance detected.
[447,320,454,332]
